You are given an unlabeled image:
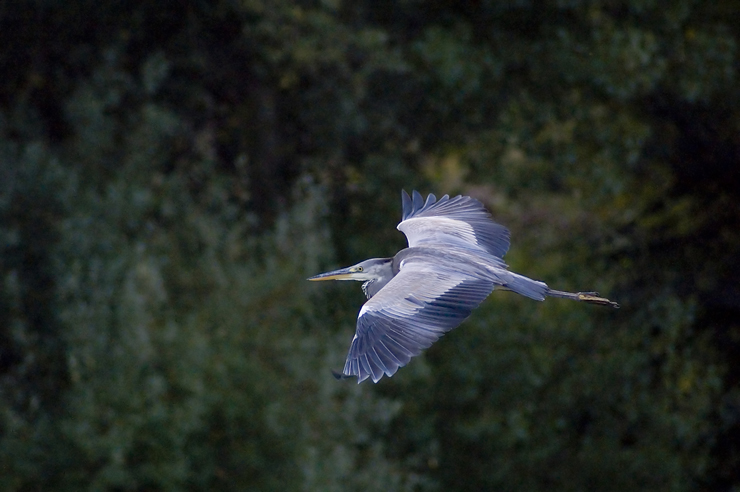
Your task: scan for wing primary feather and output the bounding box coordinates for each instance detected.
[412,190,424,211]
[367,347,388,381]
[424,193,436,208]
[401,190,412,220]
[358,354,373,383]
[380,335,413,365]
[347,358,359,378]
[374,337,404,368]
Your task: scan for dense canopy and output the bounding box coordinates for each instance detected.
[1,1,738,490]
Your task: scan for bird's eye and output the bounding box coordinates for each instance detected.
[357,267,363,272]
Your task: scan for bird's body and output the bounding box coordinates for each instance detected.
[309,190,618,383]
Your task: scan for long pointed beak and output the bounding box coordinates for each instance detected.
[307,267,360,281]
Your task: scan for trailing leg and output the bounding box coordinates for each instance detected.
[546,288,620,308]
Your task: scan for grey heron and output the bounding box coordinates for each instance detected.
[309,190,619,383]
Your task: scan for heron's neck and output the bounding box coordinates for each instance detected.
[361,261,394,298]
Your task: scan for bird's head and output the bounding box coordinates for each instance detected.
[308,258,393,282]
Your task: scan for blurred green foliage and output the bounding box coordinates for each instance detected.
[1,0,738,490]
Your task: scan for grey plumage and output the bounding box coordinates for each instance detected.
[309,190,619,383]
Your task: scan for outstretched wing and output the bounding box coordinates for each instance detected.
[398,190,510,258]
[341,258,495,383]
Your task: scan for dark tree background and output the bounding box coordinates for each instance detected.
[1,1,738,490]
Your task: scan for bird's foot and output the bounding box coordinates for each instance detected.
[577,292,620,309]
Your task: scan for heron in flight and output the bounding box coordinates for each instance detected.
[309,190,619,383]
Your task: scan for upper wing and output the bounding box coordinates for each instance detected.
[397,190,510,258]
[341,259,495,383]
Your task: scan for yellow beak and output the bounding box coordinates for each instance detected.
[307,267,360,281]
